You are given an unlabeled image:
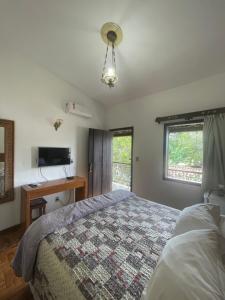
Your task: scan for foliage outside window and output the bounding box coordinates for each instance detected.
[164,122,203,184]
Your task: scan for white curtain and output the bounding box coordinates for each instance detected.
[202,114,225,192]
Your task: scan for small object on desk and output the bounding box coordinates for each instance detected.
[29,184,38,188]
[30,197,47,222]
[28,183,42,188]
[66,176,75,180]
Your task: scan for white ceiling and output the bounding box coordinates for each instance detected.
[1,0,225,106]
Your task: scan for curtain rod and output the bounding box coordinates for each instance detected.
[155,107,225,124]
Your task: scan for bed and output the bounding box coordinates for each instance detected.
[14,190,224,300]
[28,193,179,300]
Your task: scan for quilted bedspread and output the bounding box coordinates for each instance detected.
[31,196,179,300]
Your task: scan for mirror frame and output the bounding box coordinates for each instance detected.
[0,119,14,204]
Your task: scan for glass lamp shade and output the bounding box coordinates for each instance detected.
[102,67,118,88]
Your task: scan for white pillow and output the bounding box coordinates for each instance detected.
[174,203,220,237]
[143,230,225,300]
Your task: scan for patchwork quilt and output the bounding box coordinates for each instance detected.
[31,196,179,300]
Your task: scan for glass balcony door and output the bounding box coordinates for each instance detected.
[111,127,133,191]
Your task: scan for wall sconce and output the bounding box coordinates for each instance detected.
[53,119,63,131]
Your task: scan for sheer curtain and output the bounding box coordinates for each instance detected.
[202,114,225,192]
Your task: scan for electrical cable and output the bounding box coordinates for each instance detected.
[63,165,69,178]
[39,167,48,182]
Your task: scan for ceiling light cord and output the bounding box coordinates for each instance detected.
[101,40,109,81]
[112,42,116,73]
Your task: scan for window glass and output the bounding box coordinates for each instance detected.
[164,122,203,184]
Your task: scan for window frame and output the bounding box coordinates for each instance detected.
[163,119,204,186]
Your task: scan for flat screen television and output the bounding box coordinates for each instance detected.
[38,147,71,167]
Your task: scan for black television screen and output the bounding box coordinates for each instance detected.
[38,147,71,167]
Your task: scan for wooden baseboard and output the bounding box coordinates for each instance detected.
[0,224,21,235]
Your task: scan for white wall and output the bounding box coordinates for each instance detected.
[106,72,225,210]
[0,48,105,230]
[0,127,4,152]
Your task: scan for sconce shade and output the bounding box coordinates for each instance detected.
[54,119,63,131]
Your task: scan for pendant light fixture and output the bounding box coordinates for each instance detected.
[100,22,123,88]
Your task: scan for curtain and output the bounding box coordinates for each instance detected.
[202,114,225,192]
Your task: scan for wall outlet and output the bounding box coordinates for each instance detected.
[55,196,60,202]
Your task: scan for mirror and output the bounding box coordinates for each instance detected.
[0,120,14,204]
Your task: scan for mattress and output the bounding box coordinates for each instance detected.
[30,196,179,300]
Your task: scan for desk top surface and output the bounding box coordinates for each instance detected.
[22,176,86,192]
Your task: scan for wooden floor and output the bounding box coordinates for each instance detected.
[0,226,33,300]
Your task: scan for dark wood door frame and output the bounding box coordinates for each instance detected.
[110,127,134,191]
[88,129,112,197]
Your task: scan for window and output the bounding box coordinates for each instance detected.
[164,121,203,185]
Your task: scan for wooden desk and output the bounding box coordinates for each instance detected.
[21,176,87,229]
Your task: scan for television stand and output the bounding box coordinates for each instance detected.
[21,176,87,229]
